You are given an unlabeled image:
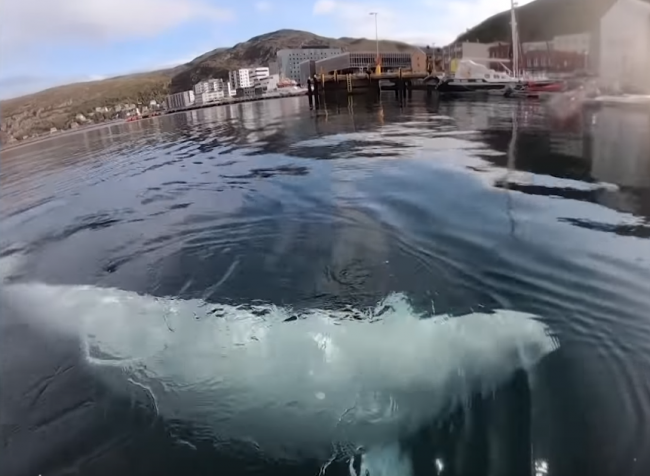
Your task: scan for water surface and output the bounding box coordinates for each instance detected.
[2,95,650,476]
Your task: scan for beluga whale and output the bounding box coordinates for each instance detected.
[0,254,559,476]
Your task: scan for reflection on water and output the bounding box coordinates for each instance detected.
[2,95,650,476]
[590,107,650,188]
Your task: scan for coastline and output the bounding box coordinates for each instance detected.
[1,91,307,153]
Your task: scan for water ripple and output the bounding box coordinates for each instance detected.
[3,97,650,476]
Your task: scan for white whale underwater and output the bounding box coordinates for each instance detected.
[1,256,559,476]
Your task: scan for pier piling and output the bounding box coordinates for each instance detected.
[307,79,313,109]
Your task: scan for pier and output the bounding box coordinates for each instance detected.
[306,70,439,107]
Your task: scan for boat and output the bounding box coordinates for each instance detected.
[435,0,557,94]
[502,80,567,99]
[435,60,524,93]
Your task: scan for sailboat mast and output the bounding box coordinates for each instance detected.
[510,0,519,77]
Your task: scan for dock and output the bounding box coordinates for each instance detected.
[306,70,438,107]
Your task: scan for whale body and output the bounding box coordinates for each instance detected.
[1,257,558,475]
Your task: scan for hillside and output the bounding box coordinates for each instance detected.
[0,30,419,145]
[0,70,176,145]
[457,0,616,43]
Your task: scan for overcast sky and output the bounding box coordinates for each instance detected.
[0,0,533,99]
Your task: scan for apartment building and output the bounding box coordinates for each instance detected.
[276,46,343,84]
[193,79,235,105]
[165,90,195,110]
[253,67,270,81]
[229,69,254,89]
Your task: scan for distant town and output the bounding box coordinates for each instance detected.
[3,0,645,145]
[162,30,595,113]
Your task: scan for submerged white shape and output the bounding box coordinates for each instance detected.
[435,458,444,474]
[359,443,414,476]
[1,263,559,467]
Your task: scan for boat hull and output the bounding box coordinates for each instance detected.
[437,80,520,93]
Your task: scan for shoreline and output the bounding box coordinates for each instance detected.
[1,91,307,153]
[163,89,307,114]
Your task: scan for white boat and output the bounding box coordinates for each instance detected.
[435,0,552,94]
[435,60,523,92]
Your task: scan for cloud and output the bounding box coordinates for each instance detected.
[312,0,535,46]
[255,1,271,11]
[2,0,234,52]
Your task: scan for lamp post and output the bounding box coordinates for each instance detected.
[369,12,379,72]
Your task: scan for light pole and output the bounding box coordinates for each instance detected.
[369,12,379,71]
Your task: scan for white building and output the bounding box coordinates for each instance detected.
[259,74,280,92]
[253,67,270,81]
[165,90,195,110]
[600,0,650,93]
[442,42,492,70]
[522,41,551,52]
[553,33,591,53]
[229,69,254,89]
[194,79,235,105]
[276,47,343,83]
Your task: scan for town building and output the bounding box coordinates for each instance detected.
[552,33,591,54]
[268,61,280,75]
[312,52,421,77]
[410,50,427,73]
[165,90,195,110]
[253,67,270,81]
[487,39,588,74]
[259,74,280,91]
[227,67,271,90]
[441,42,492,71]
[523,49,588,73]
[276,47,343,84]
[599,0,650,93]
[193,79,235,105]
[522,41,551,52]
[229,69,254,89]
[236,86,262,99]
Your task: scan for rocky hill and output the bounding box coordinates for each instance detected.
[457,0,616,43]
[0,30,419,146]
[0,70,176,145]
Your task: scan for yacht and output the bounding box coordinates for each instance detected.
[433,0,559,95]
[435,60,523,92]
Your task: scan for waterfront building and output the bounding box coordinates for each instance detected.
[599,0,650,93]
[165,90,195,110]
[276,47,343,83]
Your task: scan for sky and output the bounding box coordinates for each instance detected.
[0,0,534,99]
